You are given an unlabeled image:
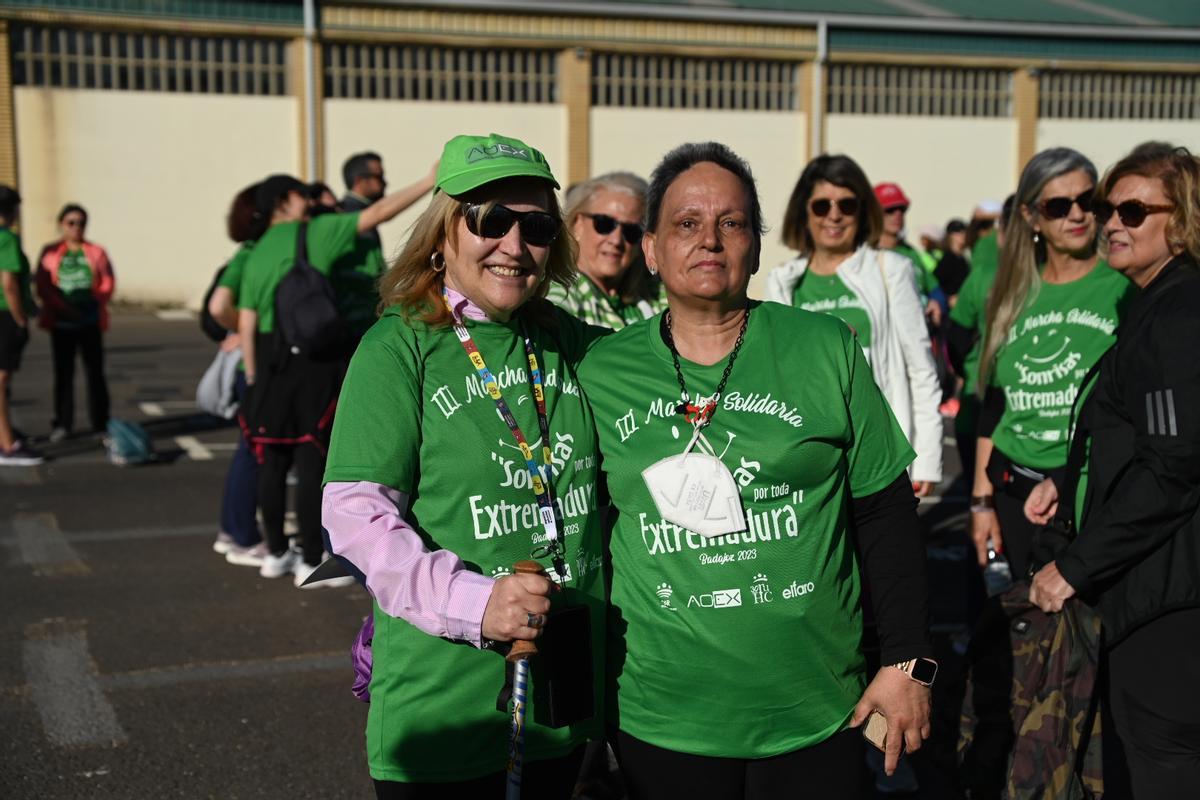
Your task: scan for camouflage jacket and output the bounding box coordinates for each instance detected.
[960,584,1104,799]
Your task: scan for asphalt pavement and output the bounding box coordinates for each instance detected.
[0,309,975,799]
[1,310,373,799]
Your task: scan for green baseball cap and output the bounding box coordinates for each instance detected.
[435,133,560,196]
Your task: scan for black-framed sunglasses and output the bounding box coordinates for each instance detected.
[1091,198,1174,229]
[581,212,644,245]
[883,205,909,216]
[809,197,860,218]
[462,203,561,247]
[1038,190,1095,220]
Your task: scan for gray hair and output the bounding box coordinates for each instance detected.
[563,171,648,223]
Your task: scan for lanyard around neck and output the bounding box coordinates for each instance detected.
[444,292,561,550]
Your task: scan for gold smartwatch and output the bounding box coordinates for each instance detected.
[890,657,938,687]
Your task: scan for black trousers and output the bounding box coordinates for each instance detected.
[612,728,864,800]
[1108,607,1200,799]
[50,324,109,433]
[986,449,1044,581]
[373,746,584,799]
[257,442,324,565]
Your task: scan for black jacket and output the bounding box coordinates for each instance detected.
[1057,255,1200,645]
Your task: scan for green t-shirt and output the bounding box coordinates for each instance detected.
[57,249,94,306]
[328,233,386,339]
[893,242,937,297]
[576,302,915,758]
[238,213,361,333]
[217,242,255,303]
[791,270,874,356]
[990,262,1134,470]
[0,227,33,314]
[546,272,666,330]
[949,244,999,398]
[324,303,608,782]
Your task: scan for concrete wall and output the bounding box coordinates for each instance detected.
[1037,119,1200,175]
[590,108,807,299]
[15,88,299,307]
[323,99,566,271]
[826,114,1018,238]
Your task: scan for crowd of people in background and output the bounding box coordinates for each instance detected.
[1,129,1197,799]
[0,190,115,466]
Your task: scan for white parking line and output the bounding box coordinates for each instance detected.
[139,402,164,416]
[23,620,127,748]
[174,436,213,461]
[155,309,195,321]
[11,513,89,576]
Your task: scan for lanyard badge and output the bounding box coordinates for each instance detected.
[445,292,566,577]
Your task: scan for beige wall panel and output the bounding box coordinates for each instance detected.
[323,99,566,266]
[1037,120,1200,176]
[15,88,299,307]
[826,114,1018,238]
[590,108,807,299]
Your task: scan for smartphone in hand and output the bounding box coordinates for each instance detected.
[862,709,888,752]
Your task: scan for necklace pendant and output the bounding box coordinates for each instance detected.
[684,400,716,425]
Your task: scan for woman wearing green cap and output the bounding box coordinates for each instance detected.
[322,133,607,796]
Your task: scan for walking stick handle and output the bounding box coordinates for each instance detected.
[506,560,546,663]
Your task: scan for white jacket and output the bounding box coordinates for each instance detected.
[765,246,943,483]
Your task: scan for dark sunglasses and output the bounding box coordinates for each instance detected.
[1038,191,1094,220]
[809,197,860,218]
[883,205,909,216]
[462,203,561,247]
[1091,198,1174,229]
[582,212,643,244]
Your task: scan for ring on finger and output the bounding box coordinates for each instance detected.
[526,612,544,629]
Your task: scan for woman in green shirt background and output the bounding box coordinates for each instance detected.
[971,148,1135,579]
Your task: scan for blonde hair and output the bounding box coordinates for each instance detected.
[1100,141,1200,264]
[979,148,1098,391]
[378,181,578,327]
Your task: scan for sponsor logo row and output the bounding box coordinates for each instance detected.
[655,573,816,612]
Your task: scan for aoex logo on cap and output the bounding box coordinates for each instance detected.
[465,143,534,164]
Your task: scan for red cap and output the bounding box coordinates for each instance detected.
[874,182,910,210]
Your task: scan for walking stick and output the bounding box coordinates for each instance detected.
[505,560,546,800]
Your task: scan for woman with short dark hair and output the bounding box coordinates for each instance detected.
[1026,142,1200,798]
[579,141,933,799]
[767,154,943,496]
[36,203,115,441]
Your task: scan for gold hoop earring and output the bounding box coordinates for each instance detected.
[430,252,446,273]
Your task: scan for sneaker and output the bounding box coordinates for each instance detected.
[48,427,70,444]
[0,442,45,466]
[212,531,235,555]
[225,541,268,567]
[294,556,358,589]
[259,549,300,579]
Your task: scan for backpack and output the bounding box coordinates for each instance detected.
[199,264,228,343]
[104,419,155,466]
[274,222,347,357]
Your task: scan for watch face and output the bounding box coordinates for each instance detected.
[911,658,938,685]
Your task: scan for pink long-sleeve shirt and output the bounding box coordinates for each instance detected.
[321,288,495,647]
